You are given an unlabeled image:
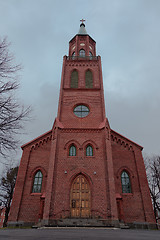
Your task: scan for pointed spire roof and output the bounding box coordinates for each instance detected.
[78,23,87,35]
[69,20,95,43]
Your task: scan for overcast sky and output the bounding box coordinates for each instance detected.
[0,0,160,171]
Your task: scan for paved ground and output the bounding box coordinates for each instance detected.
[0,228,159,240]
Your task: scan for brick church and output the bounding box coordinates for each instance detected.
[8,21,156,228]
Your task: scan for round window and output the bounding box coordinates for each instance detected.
[74,105,89,118]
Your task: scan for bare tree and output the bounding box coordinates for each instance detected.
[0,37,30,157]
[0,166,18,227]
[145,155,160,221]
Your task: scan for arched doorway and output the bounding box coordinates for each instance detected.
[70,174,90,218]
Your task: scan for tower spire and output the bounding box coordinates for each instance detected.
[78,19,87,35]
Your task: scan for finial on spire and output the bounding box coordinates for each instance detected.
[78,19,87,35]
[80,19,85,25]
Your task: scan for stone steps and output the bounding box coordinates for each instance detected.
[34,218,120,228]
[119,222,130,229]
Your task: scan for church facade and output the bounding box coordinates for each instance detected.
[8,23,156,228]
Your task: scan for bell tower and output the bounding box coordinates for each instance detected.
[69,21,96,57]
[57,21,106,128]
[43,21,119,224]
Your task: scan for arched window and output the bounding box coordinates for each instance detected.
[71,70,78,88]
[121,171,131,193]
[89,51,93,59]
[32,171,43,193]
[69,145,76,156]
[79,49,85,57]
[86,145,93,156]
[72,52,75,59]
[85,70,93,88]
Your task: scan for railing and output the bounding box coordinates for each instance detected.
[66,56,98,60]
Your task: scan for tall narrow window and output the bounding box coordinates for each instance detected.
[69,145,76,156]
[71,70,78,88]
[72,52,75,59]
[85,70,93,88]
[32,171,43,193]
[89,51,93,59]
[79,49,85,57]
[121,171,131,193]
[86,145,93,156]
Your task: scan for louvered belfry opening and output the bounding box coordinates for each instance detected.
[71,70,78,88]
[85,70,93,88]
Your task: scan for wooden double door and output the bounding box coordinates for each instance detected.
[70,175,90,218]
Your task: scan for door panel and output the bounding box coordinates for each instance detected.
[70,175,90,218]
[116,199,124,222]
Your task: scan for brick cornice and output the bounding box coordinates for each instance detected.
[111,131,133,151]
[21,130,52,150]
[61,128,101,133]
[111,129,143,151]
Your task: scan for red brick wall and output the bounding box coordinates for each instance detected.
[9,125,155,225]
[48,129,109,219]
[111,133,155,224]
[112,142,145,222]
[9,138,51,223]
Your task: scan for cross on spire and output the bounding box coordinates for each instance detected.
[80,19,85,25]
